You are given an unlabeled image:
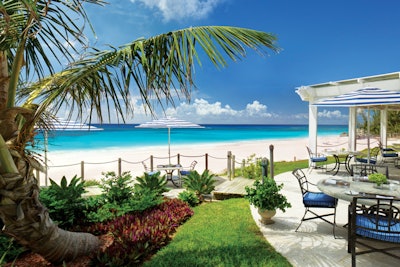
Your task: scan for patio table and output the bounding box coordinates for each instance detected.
[317,176,400,206]
[157,164,183,187]
[326,151,359,175]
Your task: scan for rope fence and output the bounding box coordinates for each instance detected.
[35,150,268,186]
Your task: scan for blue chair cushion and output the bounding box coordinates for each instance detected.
[311,156,327,162]
[383,152,398,158]
[355,214,400,243]
[180,170,191,176]
[355,158,377,164]
[383,148,396,152]
[303,192,337,208]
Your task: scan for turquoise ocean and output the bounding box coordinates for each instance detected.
[37,124,348,152]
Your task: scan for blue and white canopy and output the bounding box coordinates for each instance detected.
[313,88,400,108]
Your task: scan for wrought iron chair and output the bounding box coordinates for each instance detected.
[379,141,399,164]
[142,161,158,176]
[350,163,377,177]
[292,168,338,237]
[354,147,380,165]
[306,146,328,173]
[350,163,389,179]
[179,160,197,176]
[348,195,400,267]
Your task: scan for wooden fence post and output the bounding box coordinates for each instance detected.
[205,153,209,170]
[81,161,85,180]
[118,158,122,176]
[227,151,232,180]
[150,155,154,171]
[269,145,274,178]
[232,155,235,178]
[177,154,181,165]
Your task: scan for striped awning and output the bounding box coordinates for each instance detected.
[313,88,400,108]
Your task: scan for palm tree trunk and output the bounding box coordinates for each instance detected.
[0,134,100,264]
[0,51,9,111]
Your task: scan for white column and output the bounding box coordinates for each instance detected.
[381,108,387,146]
[309,104,318,158]
[348,107,357,151]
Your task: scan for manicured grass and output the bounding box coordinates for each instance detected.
[143,198,292,267]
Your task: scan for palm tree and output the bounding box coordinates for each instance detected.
[0,0,279,264]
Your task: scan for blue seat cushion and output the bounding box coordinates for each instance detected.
[303,192,337,208]
[355,158,377,164]
[383,152,398,158]
[383,148,396,152]
[311,156,327,162]
[180,170,191,175]
[355,214,400,243]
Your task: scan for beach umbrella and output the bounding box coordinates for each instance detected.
[135,117,204,164]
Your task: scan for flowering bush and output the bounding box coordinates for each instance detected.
[89,199,193,265]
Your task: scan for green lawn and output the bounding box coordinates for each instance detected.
[143,198,292,267]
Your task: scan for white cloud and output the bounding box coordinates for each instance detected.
[158,98,275,124]
[246,101,270,117]
[130,0,222,21]
[318,109,346,119]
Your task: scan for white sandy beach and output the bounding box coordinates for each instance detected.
[38,135,382,185]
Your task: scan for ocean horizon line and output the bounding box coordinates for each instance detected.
[35,124,348,152]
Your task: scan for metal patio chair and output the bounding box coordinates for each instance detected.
[179,160,197,176]
[306,146,328,173]
[348,195,400,267]
[292,168,338,237]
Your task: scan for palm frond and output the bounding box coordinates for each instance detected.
[21,26,279,124]
[1,0,106,79]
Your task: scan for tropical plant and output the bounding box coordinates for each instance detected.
[39,175,87,228]
[99,171,134,204]
[178,190,200,207]
[238,154,264,179]
[244,178,291,212]
[0,0,278,263]
[368,173,388,186]
[89,199,194,266]
[134,172,169,196]
[0,236,25,264]
[83,171,163,223]
[182,170,216,201]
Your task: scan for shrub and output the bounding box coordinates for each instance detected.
[178,190,200,207]
[89,199,194,266]
[83,172,163,223]
[99,171,134,204]
[134,172,169,195]
[39,175,87,228]
[182,169,216,201]
[244,178,291,212]
[0,235,26,264]
[239,154,263,179]
[83,179,100,187]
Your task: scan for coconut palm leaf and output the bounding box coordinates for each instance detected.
[20,26,279,124]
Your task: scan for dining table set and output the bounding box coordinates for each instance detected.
[317,175,400,205]
[325,150,360,175]
[156,164,183,187]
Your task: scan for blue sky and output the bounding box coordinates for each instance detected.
[78,0,400,125]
